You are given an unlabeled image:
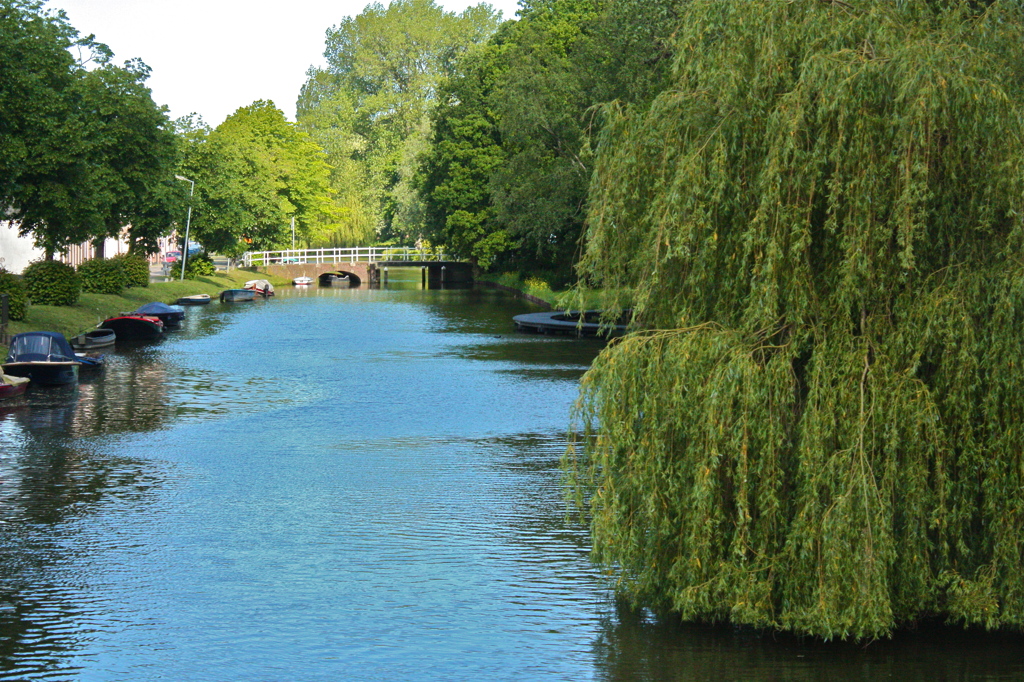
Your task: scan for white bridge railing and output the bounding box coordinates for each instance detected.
[243,247,453,267]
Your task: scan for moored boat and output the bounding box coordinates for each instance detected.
[220,288,256,302]
[177,294,211,305]
[0,372,29,400]
[2,332,80,385]
[70,328,116,350]
[75,353,106,372]
[101,315,164,341]
[293,276,314,286]
[132,302,186,328]
[243,279,275,297]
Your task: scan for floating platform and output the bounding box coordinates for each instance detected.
[512,310,628,337]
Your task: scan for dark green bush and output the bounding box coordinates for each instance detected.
[78,257,123,295]
[0,268,28,321]
[23,260,80,306]
[169,251,215,279]
[112,253,149,288]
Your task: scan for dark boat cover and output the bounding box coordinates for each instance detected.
[133,302,186,319]
[5,332,77,363]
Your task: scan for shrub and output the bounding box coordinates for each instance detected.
[0,268,28,321]
[112,253,149,288]
[169,251,215,279]
[78,257,123,295]
[23,260,80,306]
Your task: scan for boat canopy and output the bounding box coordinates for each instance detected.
[243,279,275,294]
[6,332,77,363]
[134,302,185,316]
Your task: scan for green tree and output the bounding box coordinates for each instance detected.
[1,1,177,259]
[569,0,1024,639]
[74,60,178,256]
[179,102,334,256]
[0,0,105,258]
[419,34,512,267]
[298,0,502,242]
[418,0,678,278]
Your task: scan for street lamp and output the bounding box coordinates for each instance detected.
[174,175,194,282]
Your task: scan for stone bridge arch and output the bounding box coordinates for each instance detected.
[262,262,373,286]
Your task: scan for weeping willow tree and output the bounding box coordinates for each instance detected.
[568,0,1024,640]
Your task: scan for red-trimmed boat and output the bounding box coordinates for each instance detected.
[100,314,164,341]
[243,279,275,297]
[0,372,29,399]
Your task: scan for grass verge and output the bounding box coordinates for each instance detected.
[477,272,607,310]
[2,268,288,353]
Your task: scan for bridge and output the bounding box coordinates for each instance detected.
[242,247,473,287]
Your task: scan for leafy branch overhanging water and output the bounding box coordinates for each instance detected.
[566,0,1024,640]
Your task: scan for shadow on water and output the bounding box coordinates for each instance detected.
[593,602,1024,681]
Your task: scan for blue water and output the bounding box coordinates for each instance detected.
[1,281,1022,681]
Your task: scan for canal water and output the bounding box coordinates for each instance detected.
[0,276,1022,680]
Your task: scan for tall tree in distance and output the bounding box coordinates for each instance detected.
[297,0,503,244]
[178,101,335,257]
[75,59,178,255]
[418,0,679,280]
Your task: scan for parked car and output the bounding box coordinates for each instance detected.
[164,251,181,263]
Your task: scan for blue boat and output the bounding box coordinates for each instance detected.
[2,332,80,385]
[220,289,256,302]
[132,302,186,328]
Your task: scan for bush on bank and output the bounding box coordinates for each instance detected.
[78,257,124,295]
[23,260,80,306]
[112,253,150,288]
[169,252,215,279]
[0,268,28,321]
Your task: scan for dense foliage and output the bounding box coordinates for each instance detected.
[169,251,215,279]
[111,253,150,289]
[77,257,124,295]
[176,102,335,257]
[567,0,1024,640]
[0,1,179,259]
[418,0,679,279]
[0,269,28,321]
[297,0,503,245]
[22,260,80,306]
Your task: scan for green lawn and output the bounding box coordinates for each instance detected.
[2,268,288,353]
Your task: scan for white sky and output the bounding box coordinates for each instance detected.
[44,0,521,126]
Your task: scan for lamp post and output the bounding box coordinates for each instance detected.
[174,175,194,281]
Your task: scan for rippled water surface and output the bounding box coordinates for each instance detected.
[1,278,1022,680]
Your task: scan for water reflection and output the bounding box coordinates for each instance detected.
[594,606,1024,681]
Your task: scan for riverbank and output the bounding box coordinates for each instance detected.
[477,272,607,310]
[2,268,289,353]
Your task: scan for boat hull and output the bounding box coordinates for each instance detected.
[0,375,29,399]
[2,361,78,386]
[220,289,256,302]
[70,329,116,350]
[101,316,164,341]
[177,294,211,305]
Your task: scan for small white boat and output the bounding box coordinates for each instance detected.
[177,294,211,305]
[243,279,275,297]
[293,276,314,286]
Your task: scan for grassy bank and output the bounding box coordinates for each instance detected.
[2,268,289,353]
[477,272,607,310]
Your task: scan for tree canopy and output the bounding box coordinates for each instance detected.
[568,0,1024,639]
[0,0,176,258]
[176,101,335,257]
[297,0,503,245]
[418,0,679,281]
